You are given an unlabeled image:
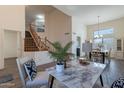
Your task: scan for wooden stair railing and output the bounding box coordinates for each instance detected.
[29,24,48,51]
[28,24,54,52]
[45,37,55,52]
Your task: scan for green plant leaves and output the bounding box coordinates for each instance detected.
[49,41,73,64]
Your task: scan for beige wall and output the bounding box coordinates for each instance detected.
[0,6,25,31]
[0,6,25,69]
[87,17,124,41]
[38,7,72,46]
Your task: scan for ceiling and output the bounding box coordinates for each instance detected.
[54,5,124,25]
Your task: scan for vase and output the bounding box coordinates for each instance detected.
[56,63,64,73]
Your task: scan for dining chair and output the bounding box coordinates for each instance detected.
[16,56,49,88]
[105,49,111,63]
[90,52,104,64]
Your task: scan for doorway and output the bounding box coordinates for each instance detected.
[4,30,22,59]
[1,30,22,87]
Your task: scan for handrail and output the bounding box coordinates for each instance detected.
[29,24,54,51]
[29,24,41,50]
[45,37,55,52]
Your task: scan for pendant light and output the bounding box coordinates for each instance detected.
[94,16,103,39]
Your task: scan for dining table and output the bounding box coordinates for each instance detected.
[46,60,106,88]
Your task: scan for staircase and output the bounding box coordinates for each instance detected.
[24,24,54,52]
[24,31,39,51]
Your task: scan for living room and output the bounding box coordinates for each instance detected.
[1,5,124,89]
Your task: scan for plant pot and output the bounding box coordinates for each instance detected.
[56,63,64,73]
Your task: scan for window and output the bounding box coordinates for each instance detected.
[93,28,114,50]
[94,28,113,37]
[103,38,114,50]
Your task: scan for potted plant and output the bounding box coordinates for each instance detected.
[49,41,73,73]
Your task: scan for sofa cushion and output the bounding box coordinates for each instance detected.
[24,59,37,81]
[26,71,48,88]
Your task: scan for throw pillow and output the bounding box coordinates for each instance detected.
[24,59,37,81]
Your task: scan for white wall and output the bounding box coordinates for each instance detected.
[0,6,25,69]
[72,17,87,57]
[4,30,18,58]
[23,51,54,66]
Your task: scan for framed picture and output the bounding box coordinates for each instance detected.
[37,27,44,32]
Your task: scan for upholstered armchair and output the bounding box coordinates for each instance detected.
[16,57,49,88]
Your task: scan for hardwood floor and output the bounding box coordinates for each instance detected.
[94,58,124,88]
[0,58,22,88]
[104,59,124,87]
[0,58,124,88]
